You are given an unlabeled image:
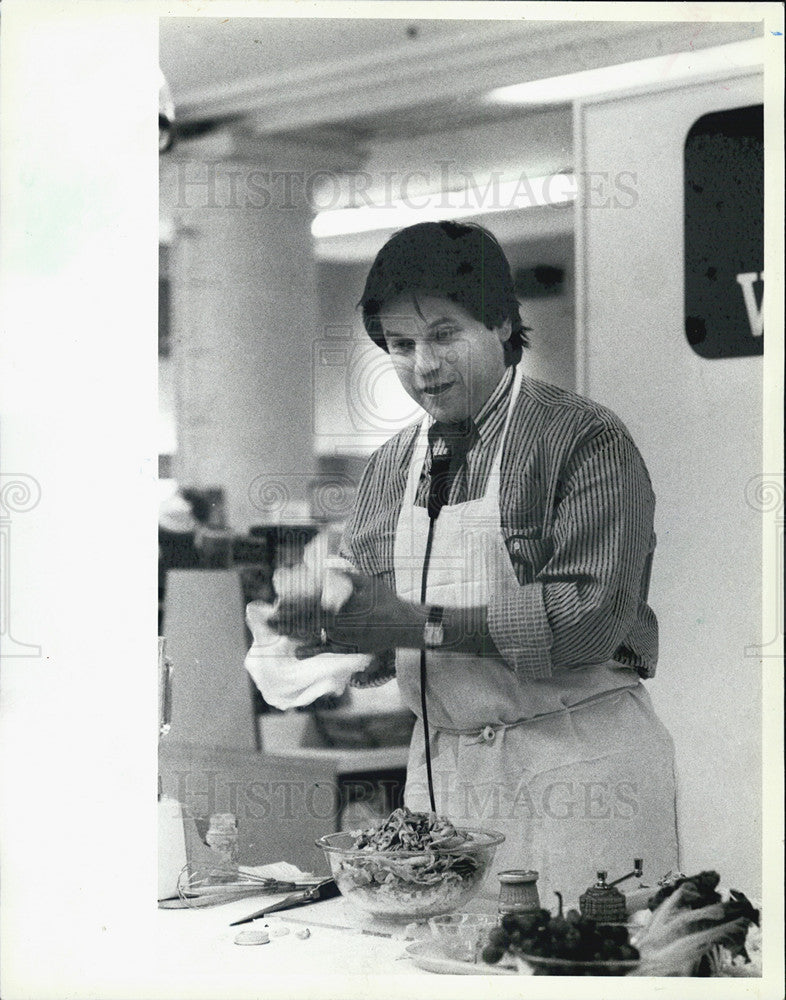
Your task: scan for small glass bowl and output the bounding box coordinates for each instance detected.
[428,912,500,963]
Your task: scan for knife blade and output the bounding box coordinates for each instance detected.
[229,878,339,926]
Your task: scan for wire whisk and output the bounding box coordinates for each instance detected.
[176,862,301,908]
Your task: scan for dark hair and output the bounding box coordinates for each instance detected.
[358,220,529,366]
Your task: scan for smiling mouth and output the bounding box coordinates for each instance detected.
[422,382,455,396]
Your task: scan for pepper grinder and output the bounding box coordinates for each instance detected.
[579,860,643,923]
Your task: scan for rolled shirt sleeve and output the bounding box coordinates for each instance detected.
[487,427,657,679]
[486,581,553,680]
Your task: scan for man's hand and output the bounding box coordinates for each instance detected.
[325,571,425,653]
[268,593,323,645]
[269,571,425,655]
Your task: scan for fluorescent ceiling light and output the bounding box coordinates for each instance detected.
[486,37,763,105]
[312,173,576,238]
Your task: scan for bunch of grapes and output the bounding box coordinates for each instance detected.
[481,907,639,975]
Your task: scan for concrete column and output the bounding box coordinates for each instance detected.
[160,131,332,531]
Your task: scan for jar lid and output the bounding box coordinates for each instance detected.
[498,869,539,884]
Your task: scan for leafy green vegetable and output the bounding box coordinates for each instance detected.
[637,873,760,975]
[648,870,722,911]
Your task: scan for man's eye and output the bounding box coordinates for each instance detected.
[389,339,414,354]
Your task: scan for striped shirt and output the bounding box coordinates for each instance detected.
[340,368,658,684]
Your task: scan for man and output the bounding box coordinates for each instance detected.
[274,221,679,903]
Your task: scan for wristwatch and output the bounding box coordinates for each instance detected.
[423,605,445,649]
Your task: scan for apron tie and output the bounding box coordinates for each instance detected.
[434,687,629,741]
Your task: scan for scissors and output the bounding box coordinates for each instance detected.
[229,878,340,926]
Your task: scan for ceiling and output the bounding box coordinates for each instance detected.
[159,15,763,261]
[160,16,762,142]
[161,17,562,123]
[160,17,498,107]
[265,97,545,146]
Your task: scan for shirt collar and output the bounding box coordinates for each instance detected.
[474,365,515,444]
[426,365,514,457]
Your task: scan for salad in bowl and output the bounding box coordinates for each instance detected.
[316,807,504,922]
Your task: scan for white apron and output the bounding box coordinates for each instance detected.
[393,366,679,907]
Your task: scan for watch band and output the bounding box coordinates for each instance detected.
[423,605,445,649]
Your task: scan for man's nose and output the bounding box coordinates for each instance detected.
[413,341,441,376]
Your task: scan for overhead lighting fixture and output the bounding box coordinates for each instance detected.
[311,173,576,239]
[486,37,763,105]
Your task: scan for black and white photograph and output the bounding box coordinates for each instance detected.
[0,3,783,998]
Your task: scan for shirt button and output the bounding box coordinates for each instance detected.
[482,725,496,744]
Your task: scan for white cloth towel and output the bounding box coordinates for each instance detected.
[244,554,371,709]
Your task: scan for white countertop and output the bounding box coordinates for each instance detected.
[153,891,468,996]
[150,888,765,997]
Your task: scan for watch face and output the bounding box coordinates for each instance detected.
[424,622,444,648]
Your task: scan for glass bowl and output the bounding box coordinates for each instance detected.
[428,912,500,963]
[315,827,505,923]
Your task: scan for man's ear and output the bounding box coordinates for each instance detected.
[496,319,512,344]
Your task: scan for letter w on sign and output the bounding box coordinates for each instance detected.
[735,271,764,338]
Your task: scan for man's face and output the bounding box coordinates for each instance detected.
[379,293,511,423]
